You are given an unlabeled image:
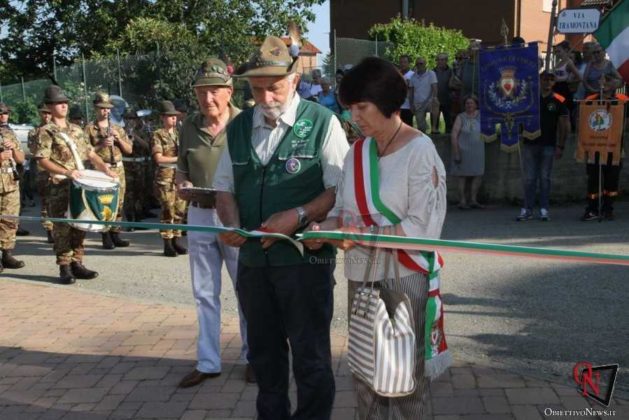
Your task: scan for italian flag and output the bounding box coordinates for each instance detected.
[595,0,629,83]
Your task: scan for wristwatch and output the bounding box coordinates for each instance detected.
[295,206,308,228]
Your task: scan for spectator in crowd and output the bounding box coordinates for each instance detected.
[460,42,481,103]
[450,49,468,116]
[399,54,415,126]
[450,95,484,209]
[310,68,323,98]
[552,41,581,126]
[582,43,623,97]
[434,52,454,133]
[335,69,362,143]
[574,42,596,100]
[335,68,344,89]
[297,72,314,100]
[305,56,447,420]
[409,57,438,133]
[517,71,570,222]
[317,77,340,114]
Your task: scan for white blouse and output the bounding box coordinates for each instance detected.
[330,133,447,281]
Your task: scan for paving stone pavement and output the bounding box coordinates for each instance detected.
[0,281,626,420]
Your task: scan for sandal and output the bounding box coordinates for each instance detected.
[470,203,485,209]
[457,203,470,210]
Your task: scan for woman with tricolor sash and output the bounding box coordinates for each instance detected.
[304,57,451,419]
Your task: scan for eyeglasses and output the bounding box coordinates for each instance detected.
[417,62,426,65]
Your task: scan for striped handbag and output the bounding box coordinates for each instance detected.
[348,248,417,397]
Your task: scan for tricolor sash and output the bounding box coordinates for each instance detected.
[352,137,452,380]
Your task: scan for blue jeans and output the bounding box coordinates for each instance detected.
[187,206,248,373]
[522,143,555,210]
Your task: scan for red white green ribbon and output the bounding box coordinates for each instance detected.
[353,137,451,379]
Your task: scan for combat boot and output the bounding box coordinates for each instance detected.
[16,226,30,236]
[70,261,98,280]
[125,213,135,232]
[59,265,76,285]
[172,237,188,255]
[46,230,54,244]
[1,250,25,269]
[111,232,130,247]
[102,232,115,249]
[163,238,177,257]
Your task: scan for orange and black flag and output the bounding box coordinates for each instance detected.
[577,98,625,165]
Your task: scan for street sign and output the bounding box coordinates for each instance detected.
[557,8,601,33]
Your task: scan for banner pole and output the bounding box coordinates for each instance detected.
[544,0,558,72]
[598,155,603,222]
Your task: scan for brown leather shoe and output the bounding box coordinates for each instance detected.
[245,364,257,384]
[177,369,220,388]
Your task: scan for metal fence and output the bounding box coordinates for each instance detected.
[0,36,394,124]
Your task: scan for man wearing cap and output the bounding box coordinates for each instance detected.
[151,100,188,256]
[214,36,349,419]
[175,58,251,387]
[27,103,54,243]
[32,85,118,284]
[0,102,26,272]
[85,92,132,249]
[122,107,151,228]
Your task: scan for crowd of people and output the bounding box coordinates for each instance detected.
[0,34,627,420]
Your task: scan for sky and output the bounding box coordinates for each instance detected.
[306,0,331,63]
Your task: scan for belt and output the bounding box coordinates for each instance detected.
[122,157,146,163]
[190,201,215,209]
[0,168,15,174]
[107,162,123,168]
[158,163,177,169]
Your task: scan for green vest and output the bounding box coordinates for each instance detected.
[227,99,336,267]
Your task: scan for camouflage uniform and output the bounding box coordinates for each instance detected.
[151,128,187,238]
[123,126,149,219]
[0,126,22,251]
[32,123,92,265]
[85,122,130,233]
[27,125,53,233]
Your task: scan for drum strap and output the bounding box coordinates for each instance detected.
[58,132,85,171]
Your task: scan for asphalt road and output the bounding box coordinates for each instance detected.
[4,200,629,397]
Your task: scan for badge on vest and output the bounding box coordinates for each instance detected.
[293,119,314,139]
[285,157,301,174]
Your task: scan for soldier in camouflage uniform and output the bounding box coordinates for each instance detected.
[69,105,85,128]
[85,92,132,249]
[0,102,26,272]
[28,103,54,243]
[140,113,159,218]
[33,85,118,285]
[151,100,188,257]
[122,108,150,230]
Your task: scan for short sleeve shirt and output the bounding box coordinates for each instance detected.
[33,122,93,171]
[177,105,240,188]
[0,125,22,192]
[526,94,569,147]
[151,128,179,185]
[409,70,438,104]
[85,122,130,163]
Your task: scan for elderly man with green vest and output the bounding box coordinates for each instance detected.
[214,36,349,420]
[173,59,252,388]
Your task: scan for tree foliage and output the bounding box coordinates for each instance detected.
[0,0,324,80]
[369,17,469,68]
